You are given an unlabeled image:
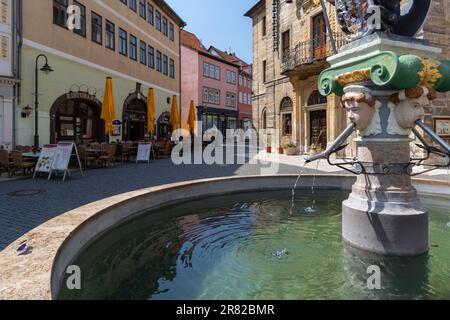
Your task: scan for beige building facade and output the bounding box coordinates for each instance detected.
[16,0,184,146]
[246,0,450,154]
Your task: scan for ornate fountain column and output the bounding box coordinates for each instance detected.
[317,1,450,256]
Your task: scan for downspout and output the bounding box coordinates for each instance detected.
[178,25,184,130]
[12,0,23,149]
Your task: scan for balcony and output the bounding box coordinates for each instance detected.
[281,33,348,79]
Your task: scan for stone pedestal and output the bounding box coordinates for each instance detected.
[342,138,429,256]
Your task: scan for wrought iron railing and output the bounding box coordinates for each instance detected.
[281,33,348,73]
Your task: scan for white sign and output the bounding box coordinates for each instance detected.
[136,142,152,163]
[52,142,74,171]
[35,144,57,173]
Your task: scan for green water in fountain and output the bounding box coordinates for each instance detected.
[58,190,450,300]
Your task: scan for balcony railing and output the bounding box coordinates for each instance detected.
[281,33,348,74]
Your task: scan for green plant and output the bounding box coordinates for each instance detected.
[284,143,297,149]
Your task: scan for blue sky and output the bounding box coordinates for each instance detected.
[166,0,256,63]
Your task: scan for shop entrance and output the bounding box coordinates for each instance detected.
[310,110,327,150]
[50,92,104,144]
[123,93,148,141]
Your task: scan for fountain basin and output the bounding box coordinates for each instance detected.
[0,175,449,300]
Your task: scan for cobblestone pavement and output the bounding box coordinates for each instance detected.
[0,154,333,250]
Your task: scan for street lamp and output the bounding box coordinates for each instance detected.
[34,54,54,147]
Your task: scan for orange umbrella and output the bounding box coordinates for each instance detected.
[101,77,116,135]
[147,88,155,135]
[169,95,180,131]
[188,100,196,134]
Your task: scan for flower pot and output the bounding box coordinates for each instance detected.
[266,147,272,154]
[278,147,284,154]
[285,147,298,156]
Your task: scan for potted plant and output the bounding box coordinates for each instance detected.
[284,143,298,156]
[309,130,324,156]
[266,144,272,154]
[278,146,284,154]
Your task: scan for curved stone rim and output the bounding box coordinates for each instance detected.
[0,174,448,300]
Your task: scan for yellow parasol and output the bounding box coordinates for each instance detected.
[188,100,196,134]
[147,88,155,135]
[101,77,116,136]
[169,95,180,131]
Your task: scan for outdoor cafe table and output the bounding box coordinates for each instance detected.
[22,152,40,160]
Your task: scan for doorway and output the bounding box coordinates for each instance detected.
[310,110,327,151]
[123,96,147,141]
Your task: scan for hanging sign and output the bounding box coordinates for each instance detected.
[136,142,153,163]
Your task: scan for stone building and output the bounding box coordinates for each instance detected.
[245,0,450,154]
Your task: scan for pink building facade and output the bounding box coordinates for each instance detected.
[181,31,240,135]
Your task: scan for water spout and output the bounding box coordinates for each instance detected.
[305,123,356,163]
[415,120,450,155]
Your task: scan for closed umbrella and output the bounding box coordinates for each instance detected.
[101,77,116,136]
[188,100,196,134]
[169,95,180,132]
[147,88,155,135]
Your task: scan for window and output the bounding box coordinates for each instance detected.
[105,20,115,50]
[148,46,155,69]
[203,87,220,105]
[282,30,290,55]
[226,70,236,84]
[91,12,102,45]
[156,50,162,72]
[120,0,126,4]
[140,41,147,65]
[215,66,220,80]
[147,3,154,25]
[308,90,327,106]
[262,60,267,83]
[119,28,127,56]
[203,63,209,77]
[155,10,161,31]
[262,109,267,130]
[129,0,137,12]
[162,16,168,36]
[239,92,243,104]
[73,1,86,37]
[226,93,236,107]
[163,55,168,75]
[130,34,137,60]
[53,0,68,28]
[262,16,267,37]
[139,0,146,19]
[239,75,243,86]
[169,23,174,41]
[169,59,175,78]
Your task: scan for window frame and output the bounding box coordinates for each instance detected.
[53,0,68,29]
[105,20,115,51]
[139,0,146,19]
[140,40,147,65]
[155,10,161,31]
[148,46,155,69]
[91,11,103,45]
[119,28,128,56]
[129,34,138,61]
[156,50,162,72]
[147,2,154,25]
[73,1,86,37]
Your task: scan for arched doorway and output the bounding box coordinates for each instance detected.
[122,93,148,141]
[307,90,327,150]
[157,112,171,139]
[50,92,104,144]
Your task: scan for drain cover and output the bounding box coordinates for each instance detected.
[7,189,46,197]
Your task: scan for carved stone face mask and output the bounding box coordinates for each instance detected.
[344,98,375,133]
[394,96,428,129]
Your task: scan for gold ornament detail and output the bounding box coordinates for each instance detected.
[336,69,371,86]
[418,58,442,90]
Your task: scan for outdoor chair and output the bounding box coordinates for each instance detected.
[101,142,109,151]
[90,142,101,150]
[77,146,96,169]
[10,150,35,177]
[0,149,12,178]
[99,144,117,168]
[155,140,174,159]
[15,145,24,152]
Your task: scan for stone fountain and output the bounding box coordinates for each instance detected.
[307,0,450,256]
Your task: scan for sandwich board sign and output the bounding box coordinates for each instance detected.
[48,142,83,181]
[33,144,57,178]
[136,142,153,164]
